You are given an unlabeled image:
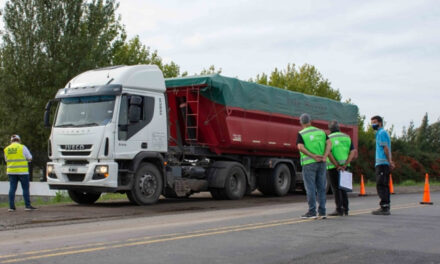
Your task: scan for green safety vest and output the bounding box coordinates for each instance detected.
[327,132,352,169]
[4,143,29,174]
[299,126,327,166]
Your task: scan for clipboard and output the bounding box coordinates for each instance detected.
[339,171,353,192]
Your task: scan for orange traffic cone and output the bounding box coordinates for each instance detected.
[359,174,367,196]
[420,173,433,205]
[389,174,395,195]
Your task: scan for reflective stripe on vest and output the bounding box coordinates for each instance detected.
[299,126,326,166]
[327,132,351,169]
[4,143,29,174]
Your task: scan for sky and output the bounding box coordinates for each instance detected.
[1,0,440,135]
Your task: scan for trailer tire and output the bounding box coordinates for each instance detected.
[129,162,163,205]
[68,190,101,205]
[270,164,291,196]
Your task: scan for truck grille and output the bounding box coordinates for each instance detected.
[60,144,93,156]
[66,174,86,182]
[65,160,89,165]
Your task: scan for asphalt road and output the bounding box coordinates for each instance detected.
[0,192,439,264]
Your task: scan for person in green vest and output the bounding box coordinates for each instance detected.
[297,113,332,219]
[4,134,37,212]
[327,121,357,216]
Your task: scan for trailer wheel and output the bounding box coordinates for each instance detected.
[271,164,291,196]
[68,190,101,205]
[128,162,163,205]
[220,165,246,200]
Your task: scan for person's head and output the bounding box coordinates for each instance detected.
[299,113,312,127]
[328,120,340,133]
[10,134,21,143]
[370,115,383,130]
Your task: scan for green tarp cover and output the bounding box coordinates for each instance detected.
[165,74,358,125]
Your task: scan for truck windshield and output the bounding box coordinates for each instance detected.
[54,96,116,127]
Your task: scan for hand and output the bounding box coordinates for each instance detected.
[312,155,323,162]
[390,161,395,170]
[337,165,346,171]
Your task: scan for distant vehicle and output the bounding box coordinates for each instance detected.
[44,65,358,205]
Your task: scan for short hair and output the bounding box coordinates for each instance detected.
[371,115,383,124]
[300,113,311,125]
[328,120,340,132]
[10,134,21,142]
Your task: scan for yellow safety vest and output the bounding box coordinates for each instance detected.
[4,142,29,174]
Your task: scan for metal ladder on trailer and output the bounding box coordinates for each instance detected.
[185,87,200,142]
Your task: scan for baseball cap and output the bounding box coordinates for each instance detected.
[11,134,21,141]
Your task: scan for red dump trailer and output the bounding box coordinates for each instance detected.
[163,74,358,199]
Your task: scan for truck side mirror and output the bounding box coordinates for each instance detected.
[44,100,54,128]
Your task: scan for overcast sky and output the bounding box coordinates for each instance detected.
[1,0,439,135]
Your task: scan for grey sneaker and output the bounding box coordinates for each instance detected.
[25,206,38,211]
[8,208,16,212]
[301,212,317,219]
[372,207,390,215]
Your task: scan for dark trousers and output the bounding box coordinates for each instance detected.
[9,174,31,209]
[375,165,390,208]
[328,168,349,213]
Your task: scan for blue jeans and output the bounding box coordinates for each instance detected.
[9,174,31,209]
[302,162,327,215]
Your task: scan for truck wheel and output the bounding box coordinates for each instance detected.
[126,191,137,204]
[271,164,291,196]
[220,165,246,200]
[68,190,101,205]
[129,162,163,205]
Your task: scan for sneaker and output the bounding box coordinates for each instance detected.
[328,211,343,216]
[318,213,327,219]
[301,212,317,219]
[8,208,16,212]
[371,207,390,215]
[25,206,38,211]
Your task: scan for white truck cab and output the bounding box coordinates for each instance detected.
[45,65,168,204]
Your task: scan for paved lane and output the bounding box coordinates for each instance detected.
[0,193,438,264]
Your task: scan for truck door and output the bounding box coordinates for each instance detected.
[114,94,167,159]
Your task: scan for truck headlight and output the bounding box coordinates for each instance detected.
[47,165,57,179]
[93,165,109,180]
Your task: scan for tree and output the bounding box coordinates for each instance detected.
[253,63,341,101]
[198,65,222,75]
[0,0,125,168]
[112,35,180,78]
[416,113,429,151]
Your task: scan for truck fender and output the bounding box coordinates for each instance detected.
[130,152,167,192]
[207,161,248,189]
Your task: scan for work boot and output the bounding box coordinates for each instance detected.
[328,210,343,216]
[344,210,349,216]
[371,207,390,215]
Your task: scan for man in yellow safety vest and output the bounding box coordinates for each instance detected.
[4,134,37,212]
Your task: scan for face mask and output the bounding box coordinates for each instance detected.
[372,124,379,130]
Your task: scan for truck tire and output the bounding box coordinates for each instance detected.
[128,162,163,205]
[270,164,291,196]
[221,164,246,200]
[68,190,101,205]
[257,164,291,196]
[126,191,137,204]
